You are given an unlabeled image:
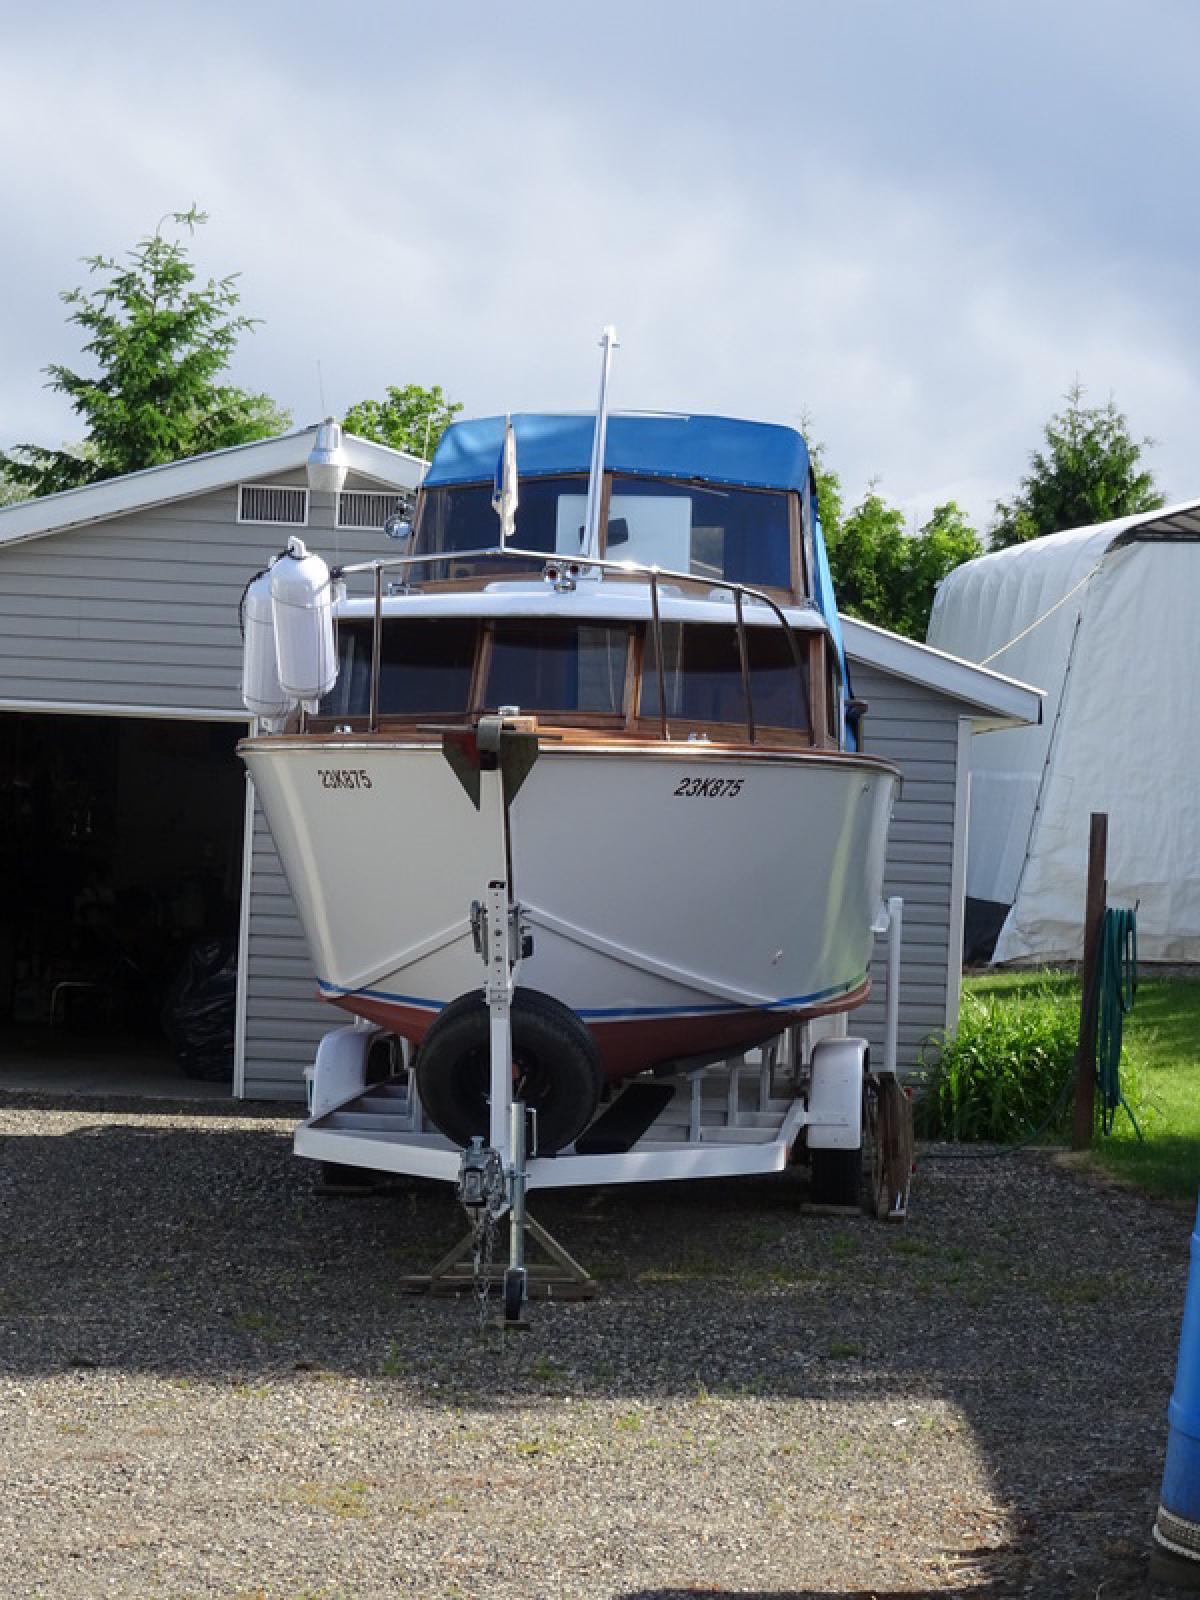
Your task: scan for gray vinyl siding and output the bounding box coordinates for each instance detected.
[241,801,332,1099]
[848,660,961,1077]
[0,470,406,1102]
[0,476,383,711]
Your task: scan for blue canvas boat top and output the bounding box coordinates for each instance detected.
[422,410,849,732]
[423,412,811,493]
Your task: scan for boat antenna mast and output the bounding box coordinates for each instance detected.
[581,324,619,560]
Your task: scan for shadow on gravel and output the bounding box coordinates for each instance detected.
[0,1098,1184,1597]
[621,1591,1009,1599]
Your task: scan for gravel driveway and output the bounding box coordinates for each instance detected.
[0,1089,1189,1599]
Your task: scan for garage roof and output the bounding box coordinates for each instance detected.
[0,425,425,549]
[841,613,1042,731]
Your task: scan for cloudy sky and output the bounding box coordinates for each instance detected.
[1,0,1195,529]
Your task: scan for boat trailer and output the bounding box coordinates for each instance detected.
[295,720,913,1324]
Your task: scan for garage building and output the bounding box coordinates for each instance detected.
[0,424,422,1093]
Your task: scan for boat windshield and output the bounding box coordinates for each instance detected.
[606,476,790,589]
[413,475,589,564]
[485,621,627,715]
[413,473,792,589]
[641,622,808,731]
[320,619,477,718]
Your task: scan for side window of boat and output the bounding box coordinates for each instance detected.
[485,622,628,715]
[319,624,371,716]
[641,623,809,731]
[797,474,816,602]
[605,477,791,590]
[320,620,477,715]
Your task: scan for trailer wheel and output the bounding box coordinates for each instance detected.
[809,1146,864,1207]
[415,987,603,1154]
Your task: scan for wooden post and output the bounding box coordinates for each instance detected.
[1073,812,1108,1150]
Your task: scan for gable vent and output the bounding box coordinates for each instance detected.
[337,489,410,532]
[238,484,309,526]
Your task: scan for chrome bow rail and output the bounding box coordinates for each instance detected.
[330,544,820,743]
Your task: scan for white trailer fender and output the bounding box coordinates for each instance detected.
[806,1037,868,1150]
[308,1021,384,1117]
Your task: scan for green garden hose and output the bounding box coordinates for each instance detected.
[1095,905,1140,1138]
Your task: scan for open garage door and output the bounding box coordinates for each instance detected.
[0,711,246,1091]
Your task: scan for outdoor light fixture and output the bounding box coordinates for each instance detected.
[306,417,348,496]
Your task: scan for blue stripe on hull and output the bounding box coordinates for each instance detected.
[316,973,867,1023]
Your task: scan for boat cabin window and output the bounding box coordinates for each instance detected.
[414,473,793,590]
[606,477,791,589]
[317,614,810,738]
[321,619,477,717]
[414,475,591,564]
[641,622,809,732]
[485,622,628,716]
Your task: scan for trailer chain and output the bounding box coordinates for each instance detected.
[473,1208,497,1329]
[457,1141,507,1330]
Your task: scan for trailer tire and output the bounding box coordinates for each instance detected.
[415,987,603,1155]
[809,1146,863,1207]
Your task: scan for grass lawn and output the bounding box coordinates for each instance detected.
[962,968,1200,1207]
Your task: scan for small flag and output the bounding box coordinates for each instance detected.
[492,415,518,544]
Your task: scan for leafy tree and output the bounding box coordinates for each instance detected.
[905,502,982,635]
[826,488,981,640]
[342,383,462,460]
[809,437,844,545]
[990,383,1163,549]
[0,208,289,497]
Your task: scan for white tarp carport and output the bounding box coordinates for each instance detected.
[926,499,1200,964]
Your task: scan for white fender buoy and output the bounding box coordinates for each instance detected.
[241,568,297,730]
[270,536,338,708]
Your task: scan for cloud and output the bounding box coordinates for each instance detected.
[1,2,1197,534]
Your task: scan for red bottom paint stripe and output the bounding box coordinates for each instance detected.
[324,980,871,1082]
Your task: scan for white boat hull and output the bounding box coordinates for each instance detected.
[242,735,897,1080]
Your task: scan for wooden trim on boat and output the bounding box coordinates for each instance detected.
[596,472,614,556]
[241,727,902,782]
[808,633,829,750]
[621,629,640,731]
[470,621,495,712]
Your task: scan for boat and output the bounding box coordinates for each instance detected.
[239,368,898,1158]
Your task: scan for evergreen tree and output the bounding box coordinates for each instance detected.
[990,383,1163,548]
[0,208,288,497]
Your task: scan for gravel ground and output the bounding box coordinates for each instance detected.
[0,1090,1190,1599]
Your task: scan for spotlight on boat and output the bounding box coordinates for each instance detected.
[543,562,577,592]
